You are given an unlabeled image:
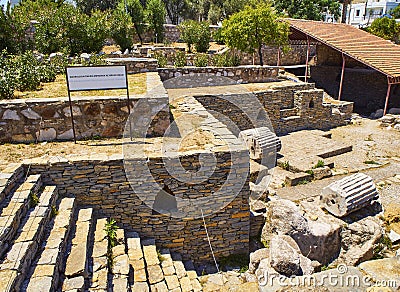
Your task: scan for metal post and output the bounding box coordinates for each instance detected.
[305,36,310,82]
[338,53,346,101]
[125,66,133,141]
[66,71,77,144]
[383,81,391,116]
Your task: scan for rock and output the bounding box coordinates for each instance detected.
[388,230,400,244]
[269,235,302,277]
[379,115,396,125]
[21,108,41,120]
[313,166,332,180]
[49,52,63,60]
[338,217,383,266]
[36,128,57,142]
[284,172,312,186]
[388,108,400,115]
[264,199,309,238]
[2,109,20,120]
[359,257,400,290]
[374,109,384,119]
[320,173,380,217]
[394,124,400,131]
[249,248,269,273]
[123,49,129,55]
[80,53,91,61]
[57,129,74,140]
[264,199,341,266]
[63,106,82,117]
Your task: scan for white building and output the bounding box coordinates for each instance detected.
[347,0,400,27]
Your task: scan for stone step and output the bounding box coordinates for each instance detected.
[0,164,24,209]
[109,228,130,291]
[126,232,149,292]
[89,218,109,291]
[171,252,193,292]
[142,238,168,291]
[0,175,42,260]
[62,208,93,291]
[0,185,58,292]
[25,196,76,292]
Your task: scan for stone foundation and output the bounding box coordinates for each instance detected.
[106,58,158,73]
[0,73,170,143]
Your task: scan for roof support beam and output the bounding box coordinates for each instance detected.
[383,80,391,116]
[338,53,346,101]
[304,36,310,82]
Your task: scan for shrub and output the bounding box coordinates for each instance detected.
[81,54,108,66]
[212,52,241,67]
[0,53,16,99]
[154,51,168,67]
[173,50,186,67]
[110,10,134,52]
[178,20,211,53]
[194,53,209,67]
[14,51,41,91]
[37,59,57,83]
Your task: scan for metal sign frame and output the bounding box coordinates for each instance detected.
[65,65,132,143]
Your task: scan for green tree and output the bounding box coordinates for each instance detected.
[0,3,17,53]
[273,0,341,21]
[163,0,187,25]
[121,0,146,44]
[179,20,211,53]
[111,10,134,51]
[368,17,399,44]
[390,5,400,19]
[220,3,289,66]
[75,0,119,15]
[146,0,166,43]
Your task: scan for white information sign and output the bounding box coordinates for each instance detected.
[66,65,127,91]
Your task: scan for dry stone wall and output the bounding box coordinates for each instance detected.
[25,151,250,264]
[158,66,279,84]
[195,83,353,135]
[0,73,170,143]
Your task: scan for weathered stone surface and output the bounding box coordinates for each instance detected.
[147,264,164,284]
[150,280,168,292]
[21,109,41,120]
[112,277,128,291]
[320,173,380,217]
[37,128,57,142]
[313,166,332,180]
[165,275,180,290]
[180,276,193,292]
[3,109,20,120]
[359,257,400,290]
[249,248,269,274]
[338,217,383,266]
[132,282,149,292]
[65,245,87,277]
[62,276,85,291]
[26,276,53,292]
[269,235,301,277]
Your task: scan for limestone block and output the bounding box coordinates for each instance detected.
[320,173,380,217]
[269,235,301,277]
[21,109,41,120]
[36,128,57,142]
[239,127,281,160]
[2,109,20,120]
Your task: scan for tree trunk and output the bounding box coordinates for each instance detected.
[134,23,143,45]
[258,45,263,66]
[341,0,351,23]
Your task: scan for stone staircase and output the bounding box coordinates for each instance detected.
[0,167,253,292]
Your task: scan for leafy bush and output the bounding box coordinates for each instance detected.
[0,52,17,99]
[81,54,108,66]
[173,50,186,67]
[194,53,209,67]
[368,17,400,44]
[178,20,211,53]
[110,10,134,52]
[12,1,110,56]
[123,0,146,44]
[212,52,241,67]
[14,51,41,91]
[37,61,57,83]
[154,51,168,67]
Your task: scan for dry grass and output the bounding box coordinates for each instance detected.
[14,73,146,99]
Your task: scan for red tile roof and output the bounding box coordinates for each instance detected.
[288,19,400,81]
